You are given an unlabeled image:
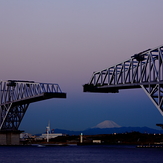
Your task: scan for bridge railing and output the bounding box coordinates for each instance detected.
[88,45,163,88]
[0,80,63,104]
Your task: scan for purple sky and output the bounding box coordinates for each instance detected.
[1,1,163,134]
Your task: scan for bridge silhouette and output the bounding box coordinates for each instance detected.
[1,44,163,145]
[84,45,163,116]
[0,80,66,131]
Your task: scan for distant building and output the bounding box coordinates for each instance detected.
[93,140,101,144]
[40,133,64,139]
[20,133,32,139]
[40,122,65,141]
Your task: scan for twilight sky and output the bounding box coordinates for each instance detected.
[1,0,163,134]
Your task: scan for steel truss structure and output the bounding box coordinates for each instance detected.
[83,45,163,115]
[0,80,66,131]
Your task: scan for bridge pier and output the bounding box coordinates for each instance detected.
[0,130,22,145]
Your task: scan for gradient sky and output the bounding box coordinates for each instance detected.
[1,0,163,134]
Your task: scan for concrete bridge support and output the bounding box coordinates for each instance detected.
[0,130,22,145]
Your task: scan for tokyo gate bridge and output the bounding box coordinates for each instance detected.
[0,80,66,131]
[83,44,163,115]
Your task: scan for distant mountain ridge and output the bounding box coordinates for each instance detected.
[54,120,162,135]
[54,126,163,136]
[36,120,163,136]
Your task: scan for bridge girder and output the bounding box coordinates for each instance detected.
[83,45,163,115]
[0,80,66,131]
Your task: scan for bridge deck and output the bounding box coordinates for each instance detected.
[1,92,66,106]
[83,84,141,93]
[84,81,163,93]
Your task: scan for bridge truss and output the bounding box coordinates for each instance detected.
[83,45,163,115]
[0,80,66,131]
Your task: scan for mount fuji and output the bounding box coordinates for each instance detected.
[92,120,121,128]
[48,120,163,135]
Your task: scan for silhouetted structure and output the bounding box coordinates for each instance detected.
[156,124,163,129]
[84,45,163,115]
[0,80,66,145]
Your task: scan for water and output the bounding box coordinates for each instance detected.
[0,145,163,163]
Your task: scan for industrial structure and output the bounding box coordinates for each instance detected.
[40,122,64,142]
[84,45,163,116]
[0,80,66,145]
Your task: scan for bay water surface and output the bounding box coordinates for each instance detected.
[0,145,163,163]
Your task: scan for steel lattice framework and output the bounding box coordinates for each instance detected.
[83,45,163,115]
[0,80,66,131]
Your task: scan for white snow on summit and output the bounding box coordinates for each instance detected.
[92,120,121,128]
